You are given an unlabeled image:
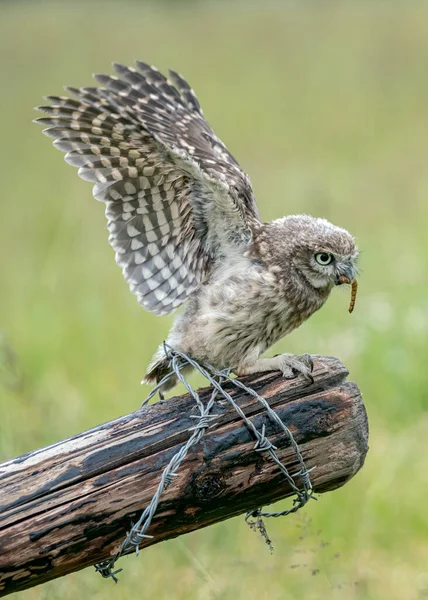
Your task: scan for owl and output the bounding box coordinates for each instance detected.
[36,61,359,393]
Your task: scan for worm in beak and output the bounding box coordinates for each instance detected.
[338,275,358,313]
[349,279,358,313]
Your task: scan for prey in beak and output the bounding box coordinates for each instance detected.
[336,274,358,313]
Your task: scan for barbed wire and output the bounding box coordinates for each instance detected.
[94,344,315,582]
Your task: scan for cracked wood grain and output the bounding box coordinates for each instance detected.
[0,356,368,596]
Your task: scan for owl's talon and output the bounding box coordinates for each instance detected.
[304,353,314,373]
[306,372,314,385]
[278,353,314,384]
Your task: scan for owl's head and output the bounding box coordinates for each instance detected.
[263,215,359,295]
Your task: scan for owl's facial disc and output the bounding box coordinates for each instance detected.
[310,253,358,312]
[304,251,358,291]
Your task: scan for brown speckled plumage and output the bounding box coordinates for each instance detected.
[35,61,359,391]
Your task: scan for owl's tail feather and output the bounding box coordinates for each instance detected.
[143,356,179,393]
[143,344,195,395]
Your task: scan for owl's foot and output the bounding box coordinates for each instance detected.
[236,353,314,384]
[275,353,314,383]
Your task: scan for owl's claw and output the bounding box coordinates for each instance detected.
[236,353,315,383]
[278,353,314,384]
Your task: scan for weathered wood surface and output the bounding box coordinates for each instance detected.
[0,356,368,597]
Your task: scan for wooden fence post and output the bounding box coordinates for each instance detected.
[0,356,368,596]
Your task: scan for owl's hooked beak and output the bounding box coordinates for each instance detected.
[335,265,356,286]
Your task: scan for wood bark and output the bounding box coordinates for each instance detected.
[0,356,368,596]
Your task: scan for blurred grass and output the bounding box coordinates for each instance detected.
[1,1,428,599]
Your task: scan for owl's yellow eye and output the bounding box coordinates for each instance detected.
[315,252,334,266]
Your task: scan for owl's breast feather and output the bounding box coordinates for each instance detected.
[175,260,327,370]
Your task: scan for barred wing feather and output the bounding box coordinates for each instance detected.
[35,62,260,315]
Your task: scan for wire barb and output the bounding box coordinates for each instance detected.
[94,344,315,582]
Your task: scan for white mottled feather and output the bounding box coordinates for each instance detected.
[35,62,261,315]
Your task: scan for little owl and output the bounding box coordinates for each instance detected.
[36,61,359,393]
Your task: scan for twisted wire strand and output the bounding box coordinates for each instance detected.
[94,344,314,582]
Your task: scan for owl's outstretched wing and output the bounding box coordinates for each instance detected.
[35,62,261,315]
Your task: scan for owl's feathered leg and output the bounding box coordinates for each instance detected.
[235,354,314,384]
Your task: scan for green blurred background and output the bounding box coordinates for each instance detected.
[1,1,428,599]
